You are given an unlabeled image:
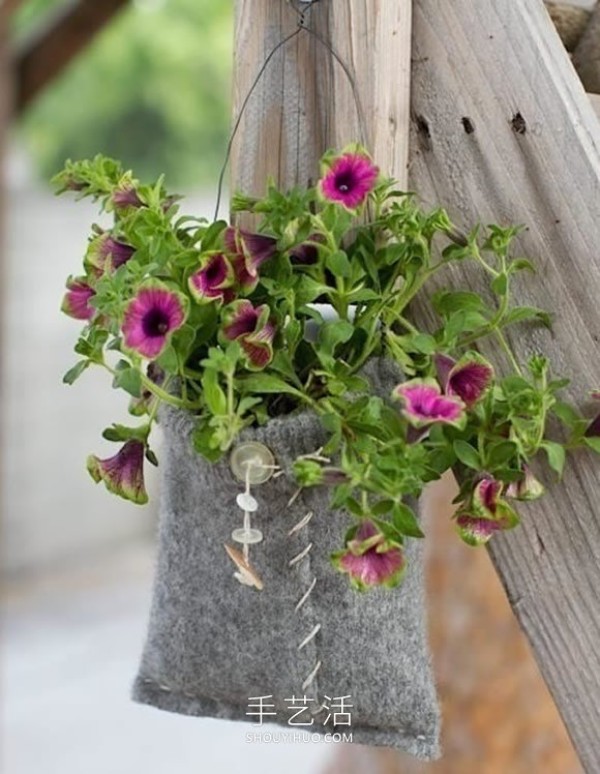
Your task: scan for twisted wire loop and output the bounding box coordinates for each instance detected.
[214,0,367,220]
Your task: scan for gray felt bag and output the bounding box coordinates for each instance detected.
[132,359,441,759]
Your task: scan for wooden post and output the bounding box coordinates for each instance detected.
[409,1,600,768]
[231,3,412,770]
[231,2,412,194]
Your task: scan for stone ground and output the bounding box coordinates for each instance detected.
[1,542,335,774]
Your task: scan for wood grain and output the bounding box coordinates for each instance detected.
[231,0,412,194]
[409,1,600,769]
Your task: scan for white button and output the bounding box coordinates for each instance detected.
[236,492,258,512]
[232,527,264,545]
[230,442,275,484]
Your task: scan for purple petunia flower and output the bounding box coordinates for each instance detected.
[112,186,143,210]
[320,153,379,210]
[435,352,494,408]
[506,465,545,501]
[224,227,277,293]
[220,300,275,370]
[289,234,324,265]
[188,253,235,305]
[87,439,148,504]
[332,521,405,590]
[393,378,466,428]
[121,281,188,359]
[86,233,136,275]
[61,277,95,321]
[456,474,519,546]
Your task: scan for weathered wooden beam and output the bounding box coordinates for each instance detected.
[231,1,411,196]
[409,1,600,769]
[232,2,412,769]
[13,0,129,113]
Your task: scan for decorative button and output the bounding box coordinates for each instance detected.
[236,492,258,512]
[232,527,264,545]
[230,442,275,484]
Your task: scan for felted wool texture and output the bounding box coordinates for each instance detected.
[132,358,441,759]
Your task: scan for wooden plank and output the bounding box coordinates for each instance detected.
[409,1,600,769]
[231,0,412,195]
[590,92,600,117]
[13,0,129,113]
[231,2,411,769]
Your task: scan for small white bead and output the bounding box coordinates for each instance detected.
[232,527,264,545]
[236,492,258,512]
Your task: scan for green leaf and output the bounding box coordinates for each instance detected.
[392,502,424,538]
[503,306,552,329]
[584,436,600,454]
[102,423,149,443]
[509,258,536,274]
[156,344,179,374]
[371,499,395,516]
[486,441,518,467]
[318,320,354,357]
[202,369,227,415]
[551,401,582,430]
[201,219,227,251]
[542,441,566,478]
[112,365,142,398]
[491,273,508,296]
[453,440,482,470]
[432,290,486,316]
[325,250,351,277]
[240,373,304,398]
[63,360,90,385]
[145,448,159,466]
[409,333,437,355]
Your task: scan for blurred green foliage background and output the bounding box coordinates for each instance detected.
[12,0,233,189]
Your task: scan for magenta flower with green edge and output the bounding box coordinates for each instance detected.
[86,233,136,275]
[434,352,494,408]
[87,440,148,504]
[455,513,504,546]
[224,227,277,292]
[61,277,95,320]
[506,465,545,501]
[320,152,379,209]
[471,474,518,523]
[289,234,323,265]
[332,521,405,591]
[112,185,143,210]
[188,253,235,305]
[393,378,466,428]
[220,300,275,370]
[121,282,188,359]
